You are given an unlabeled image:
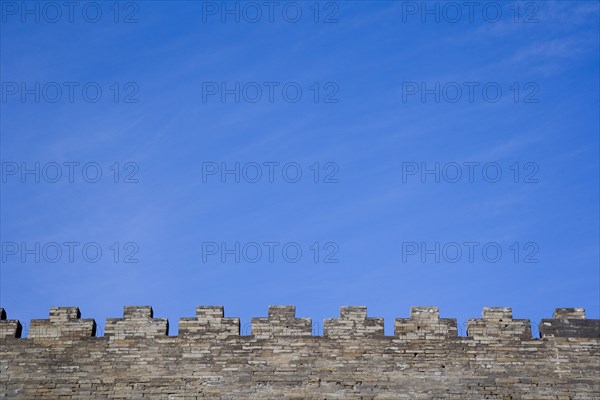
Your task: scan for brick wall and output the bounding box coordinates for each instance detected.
[1,305,598,399]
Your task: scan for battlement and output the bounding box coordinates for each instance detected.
[324,306,384,338]
[27,307,96,339]
[395,306,458,339]
[252,305,312,338]
[1,305,597,340]
[104,306,168,339]
[1,305,598,399]
[466,306,532,340]
[179,305,240,339]
[0,308,22,339]
[539,307,599,338]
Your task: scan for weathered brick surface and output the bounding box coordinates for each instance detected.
[252,306,312,339]
[395,306,458,339]
[467,307,532,341]
[540,308,600,339]
[179,306,240,340]
[104,306,168,339]
[0,305,598,399]
[324,306,384,338]
[0,308,21,339]
[29,307,96,339]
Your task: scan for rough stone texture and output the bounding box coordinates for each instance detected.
[467,307,532,341]
[104,306,168,339]
[0,308,21,339]
[324,306,384,338]
[29,307,96,339]
[179,306,240,340]
[252,306,312,339]
[395,306,458,339]
[539,307,600,339]
[0,305,599,399]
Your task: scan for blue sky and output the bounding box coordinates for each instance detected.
[1,1,599,336]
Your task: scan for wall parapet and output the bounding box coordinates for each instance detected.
[395,306,458,339]
[0,308,22,339]
[179,306,240,339]
[539,308,600,338]
[252,305,312,338]
[28,306,96,339]
[0,305,598,340]
[105,306,168,339]
[324,306,385,338]
[467,307,532,341]
[1,304,598,399]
